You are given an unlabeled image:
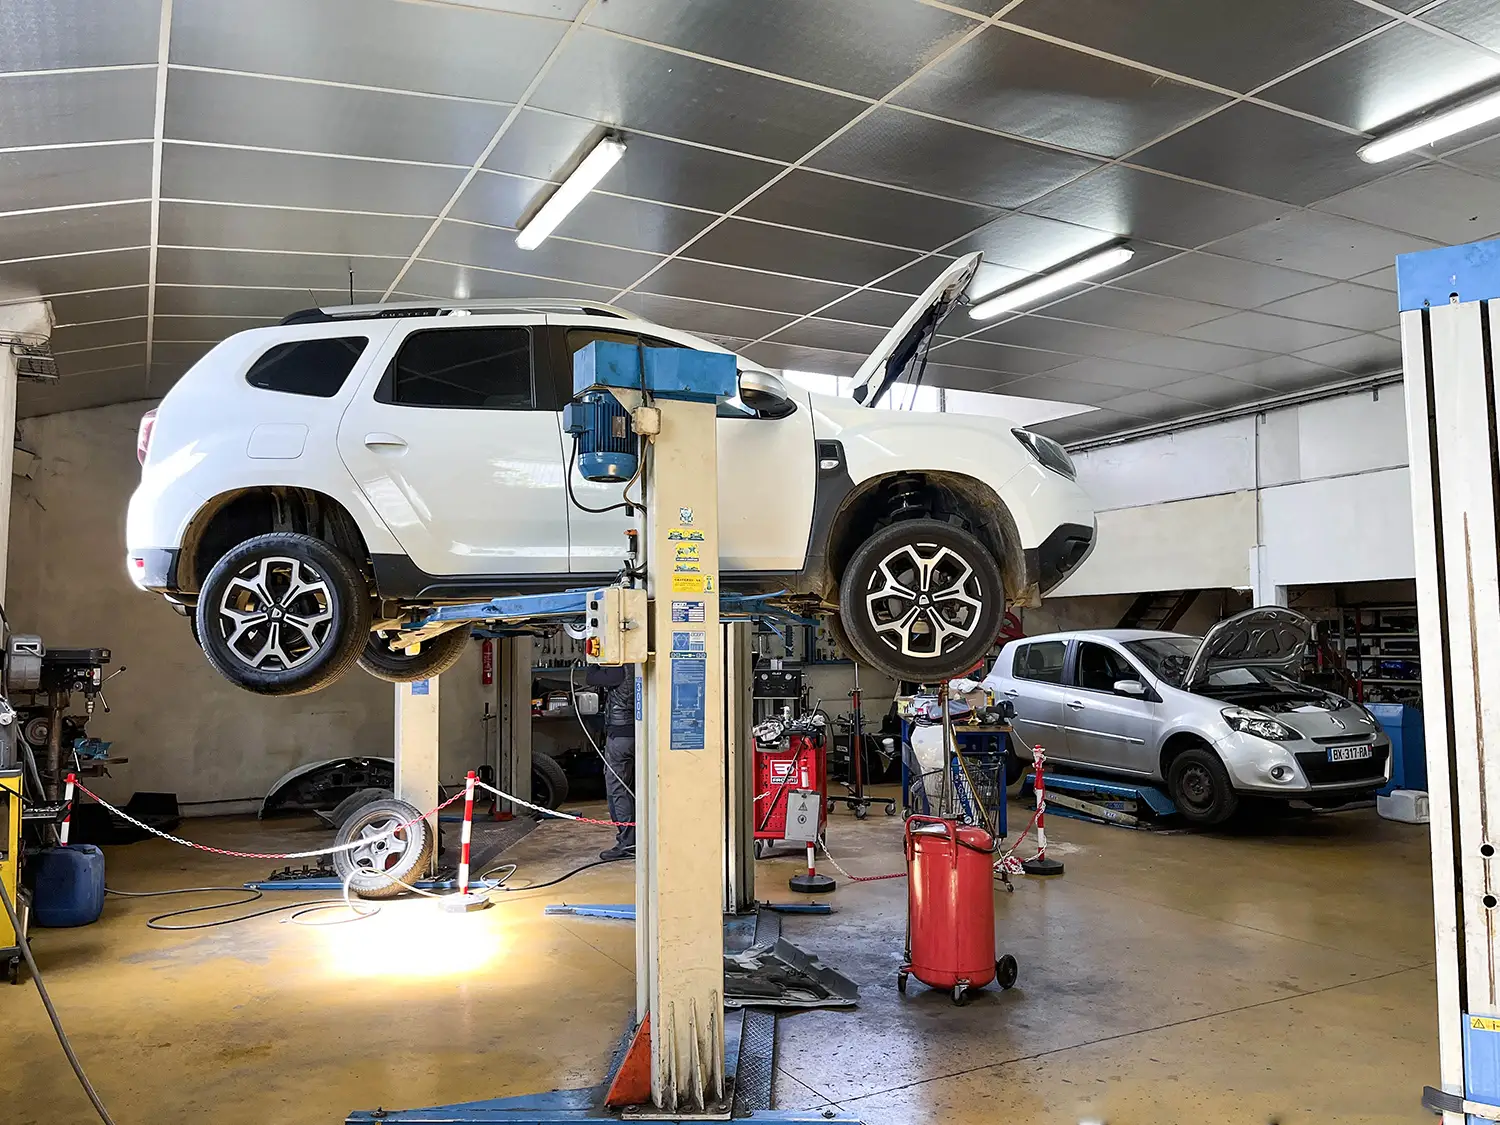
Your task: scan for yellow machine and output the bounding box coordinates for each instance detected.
[0,768,23,982]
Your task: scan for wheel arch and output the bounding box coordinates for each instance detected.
[1159,729,1217,782]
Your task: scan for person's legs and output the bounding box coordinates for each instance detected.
[601,731,636,859]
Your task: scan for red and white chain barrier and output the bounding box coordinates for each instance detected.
[471,777,633,827]
[816,840,906,883]
[457,771,477,894]
[997,745,1047,877]
[69,778,466,860]
[60,771,76,845]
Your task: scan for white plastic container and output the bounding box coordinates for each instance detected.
[1377,789,1430,824]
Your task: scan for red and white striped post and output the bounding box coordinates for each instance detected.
[789,839,835,894]
[59,772,77,845]
[1021,745,1064,876]
[458,770,477,894]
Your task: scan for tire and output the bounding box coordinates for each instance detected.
[332,798,434,900]
[195,532,372,697]
[824,611,875,667]
[838,519,1005,684]
[531,752,569,810]
[996,954,1018,990]
[896,971,908,994]
[327,787,393,831]
[358,627,469,684]
[1167,745,1240,827]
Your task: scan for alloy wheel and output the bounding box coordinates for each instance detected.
[863,541,983,661]
[347,815,413,875]
[216,555,334,671]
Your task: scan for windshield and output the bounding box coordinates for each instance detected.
[1124,636,1200,687]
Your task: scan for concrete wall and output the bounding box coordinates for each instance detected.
[9,400,486,810]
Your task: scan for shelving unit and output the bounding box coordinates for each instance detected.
[1316,603,1423,708]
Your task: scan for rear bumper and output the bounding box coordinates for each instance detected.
[127,548,180,593]
[1026,521,1096,595]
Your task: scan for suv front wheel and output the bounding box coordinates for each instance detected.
[838,518,1004,684]
[195,532,372,696]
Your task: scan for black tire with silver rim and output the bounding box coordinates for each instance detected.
[358,627,470,684]
[839,519,1004,684]
[195,532,371,697]
[332,797,435,900]
[1166,745,1239,827]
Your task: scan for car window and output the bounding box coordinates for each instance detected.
[1124,636,1200,687]
[1075,642,1140,692]
[246,336,367,398]
[1013,640,1066,684]
[379,326,533,409]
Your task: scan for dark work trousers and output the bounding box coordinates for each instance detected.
[604,730,636,851]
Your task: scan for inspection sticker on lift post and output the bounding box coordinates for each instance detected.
[671,600,706,623]
[667,526,712,593]
[669,629,707,750]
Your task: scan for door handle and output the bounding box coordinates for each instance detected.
[1002,689,1019,697]
[1066,700,1085,710]
[364,432,407,450]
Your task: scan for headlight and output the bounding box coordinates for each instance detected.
[1222,707,1300,741]
[1012,428,1077,480]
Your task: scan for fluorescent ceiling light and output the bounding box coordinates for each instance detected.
[515,136,626,250]
[968,245,1135,320]
[1359,85,1500,163]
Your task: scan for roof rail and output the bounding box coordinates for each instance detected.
[279,298,635,326]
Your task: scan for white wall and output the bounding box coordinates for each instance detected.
[9,401,486,809]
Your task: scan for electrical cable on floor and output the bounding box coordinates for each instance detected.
[0,880,117,1125]
[105,883,374,930]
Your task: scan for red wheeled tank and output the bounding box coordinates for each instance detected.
[899,815,1017,1004]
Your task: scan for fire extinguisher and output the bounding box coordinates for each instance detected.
[481,638,494,686]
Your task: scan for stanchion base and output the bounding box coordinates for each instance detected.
[441,892,493,913]
[789,873,837,894]
[1021,856,1065,877]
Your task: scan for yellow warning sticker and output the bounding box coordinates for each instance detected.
[1470,1016,1500,1032]
[672,573,706,593]
[667,527,705,542]
[675,543,701,560]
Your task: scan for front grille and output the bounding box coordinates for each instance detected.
[1296,746,1389,786]
[1313,733,1379,745]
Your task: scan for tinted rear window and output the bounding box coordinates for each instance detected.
[380,326,533,410]
[1013,640,1066,683]
[246,337,367,398]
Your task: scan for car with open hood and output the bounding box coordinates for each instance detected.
[983,607,1392,825]
[127,253,1096,696]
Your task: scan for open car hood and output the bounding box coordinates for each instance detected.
[849,253,982,408]
[1183,607,1312,692]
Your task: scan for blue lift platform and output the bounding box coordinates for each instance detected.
[1027,769,1177,829]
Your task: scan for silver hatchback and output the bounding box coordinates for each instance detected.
[982,608,1392,825]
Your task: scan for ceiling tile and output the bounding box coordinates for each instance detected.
[1204,211,1438,279]
[920,364,1016,393]
[0,0,160,72]
[1035,286,1232,333]
[896,27,1227,158]
[968,315,1161,360]
[160,143,463,214]
[164,69,510,166]
[152,341,216,370]
[50,318,148,355]
[450,171,551,229]
[0,248,149,304]
[636,259,852,314]
[763,318,888,353]
[0,145,153,213]
[1032,408,1136,442]
[816,288,921,327]
[1116,251,1328,308]
[1158,373,1272,408]
[155,248,404,290]
[1180,310,1360,352]
[153,285,385,318]
[1004,0,1388,92]
[0,203,151,262]
[587,0,977,99]
[154,315,279,342]
[530,29,865,162]
[158,202,430,257]
[742,341,864,376]
[928,337,1073,375]
[1132,102,1396,206]
[741,170,1001,250]
[615,293,797,340]
[1118,333,1277,372]
[1354,265,1396,292]
[546,195,715,255]
[19,370,150,419]
[684,219,917,286]
[1294,333,1402,374]
[808,107,1100,208]
[1424,0,1500,52]
[1094,389,1202,420]
[57,342,146,376]
[44,286,149,325]
[398,260,621,302]
[883,255,1007,298]
[424,220,661,288]
[1220,354,1343,390]
[488,120,782,213]
[0,69,156,149]
[1445,132,1500,179]
[1041,356,1207,391]
[1259,23,1500,133]
[1000,373,1136,405]
[1258,281,1396,331]
[171,0,567,102]
[1315,165,1500,245]
[948,212,1117,273]
[1023,165,1286,247]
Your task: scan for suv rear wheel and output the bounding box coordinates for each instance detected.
[839,518,1003,684]
[358,627,470,684]
[195,532,372,696]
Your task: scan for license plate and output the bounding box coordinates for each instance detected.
[1328,744,1373,763]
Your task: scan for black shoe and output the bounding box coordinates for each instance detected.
[600,844,636,862]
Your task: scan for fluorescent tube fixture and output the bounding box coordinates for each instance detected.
[515,136,626,250]
[968,245,1135,320]
[1359,85,1500,163]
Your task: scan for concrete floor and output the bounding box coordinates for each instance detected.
[5,796,1437,1124]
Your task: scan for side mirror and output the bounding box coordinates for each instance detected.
[1113,679,1147,697]
[738,369,791,414]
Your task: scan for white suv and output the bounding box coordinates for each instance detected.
[127,255,1096,696]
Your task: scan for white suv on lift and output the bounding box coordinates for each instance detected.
[127,254,1096,696]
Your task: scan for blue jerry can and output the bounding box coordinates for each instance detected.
[32,844,106,927]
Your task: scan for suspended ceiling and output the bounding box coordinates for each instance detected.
[4,0,1500,440]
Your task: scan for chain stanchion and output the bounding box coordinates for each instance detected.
[60,772,76,845]
[1021,745,1064,877]
[442,770,491,913]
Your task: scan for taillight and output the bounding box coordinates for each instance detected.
[137,409,157,465]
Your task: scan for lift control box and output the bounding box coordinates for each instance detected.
[585,586,648,666]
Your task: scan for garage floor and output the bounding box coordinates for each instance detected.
[7,796,1436,1125]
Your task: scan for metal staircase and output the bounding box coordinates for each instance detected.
[1117,590,1201,632]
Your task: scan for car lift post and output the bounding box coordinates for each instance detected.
[394,675,440,871]
[1395,237,1500,1122]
